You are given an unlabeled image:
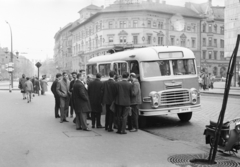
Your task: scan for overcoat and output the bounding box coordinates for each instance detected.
[102,78,117,105]
[72,80,91,114]
[88,78,103,113]
[115,80,132,106]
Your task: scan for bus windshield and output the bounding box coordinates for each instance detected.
[172,59,196,75]
[142,60,170,77]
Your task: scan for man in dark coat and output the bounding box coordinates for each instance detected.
[115,71,132,134]
[102,71,117,132]
[88,73,104,128]
[69,72,77,118]
[51,73,62,118]
[72,73,91,131]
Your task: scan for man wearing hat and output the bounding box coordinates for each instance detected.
[128,73,141,132]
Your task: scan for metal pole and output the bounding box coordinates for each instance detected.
[38,67,39,80]
[6,21,13,88]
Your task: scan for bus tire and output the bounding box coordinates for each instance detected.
[178,112,192,122]
[139,116,147,128]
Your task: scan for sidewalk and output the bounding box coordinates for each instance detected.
[200,81,240,96]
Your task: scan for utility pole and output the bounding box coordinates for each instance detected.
[6,21,13,88]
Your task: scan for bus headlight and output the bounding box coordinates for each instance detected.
[149,91,159,108]
[190,88,198,104]
[235,122,240,134]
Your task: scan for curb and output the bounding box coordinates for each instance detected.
[201,91,240,97]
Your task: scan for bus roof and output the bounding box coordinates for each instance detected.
[88,46,195,64]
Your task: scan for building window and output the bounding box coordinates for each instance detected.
[208,24,212,32]
[100,36,102,46]
[158,22,163,29]
[153,22,157,28]
[108,37,114,43]
[214,25,217,33]
[133,20,138,28]
[203,38,206,46]
[158,36,164,45]
[192,24,196,32]
[214,51,217,60]
[220,51,224,60]
[203,50,206,59]
[220,39,224,48]
[120,21,127,28]
[220,26,224,34]
[208,37,212,47]
[170,37,175,45]
[100,21,102,30]
[133,36,138,44]
[191,38,196,48]
[120,36,126,44]
[109,21,113,29]
[208,51,212,59]
[180,38,186,47]
[147,20,151,28]
[96,24,98,32]
[214,39,217,47]
[203,24,206,32]
[147,36,151,44]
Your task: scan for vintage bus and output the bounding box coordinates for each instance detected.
[87,46,201,127]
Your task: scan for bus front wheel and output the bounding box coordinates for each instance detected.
[139,116,147,128]
[178,112,192,122]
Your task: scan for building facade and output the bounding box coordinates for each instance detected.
[54,0,225,77]
[70,1,201,72]
[225,0,240,83]
[186,0,227,77]
[54,23,73,73]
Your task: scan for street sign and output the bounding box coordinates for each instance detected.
[35,62,42,68]
[6,67,14,72]
[8,62,14,67]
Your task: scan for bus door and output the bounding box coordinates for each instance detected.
[129,60,140,82]
[112,61,128,78]
[98,63,111,79]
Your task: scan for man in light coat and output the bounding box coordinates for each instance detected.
[129,73,141,132]
[56,72,71,123]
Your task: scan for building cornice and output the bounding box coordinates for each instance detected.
[70,9,203,32]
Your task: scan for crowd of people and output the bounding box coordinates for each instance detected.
[198,72,215,90]
[51,70,141,134]
[18,74,48,103]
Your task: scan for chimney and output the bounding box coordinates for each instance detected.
[162,0,166,4]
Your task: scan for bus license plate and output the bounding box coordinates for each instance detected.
[179,108,190,113]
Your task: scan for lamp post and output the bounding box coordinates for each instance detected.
[6,21,13,88]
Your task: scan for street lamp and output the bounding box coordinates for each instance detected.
[5,21,13,88]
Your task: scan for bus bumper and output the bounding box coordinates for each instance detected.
[139,104,201,116]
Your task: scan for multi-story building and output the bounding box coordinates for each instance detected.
[54,1,203,72]
[225,0,240,84]
[186,0,226,77]
[69,1,202,72]
[0,47,20,79]
[54,23,73,73]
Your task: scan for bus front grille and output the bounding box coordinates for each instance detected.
[160,90,190,105]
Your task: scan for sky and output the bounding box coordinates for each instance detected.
[0,0,224,62]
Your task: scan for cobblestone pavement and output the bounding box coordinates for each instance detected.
[143,94,240,147]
